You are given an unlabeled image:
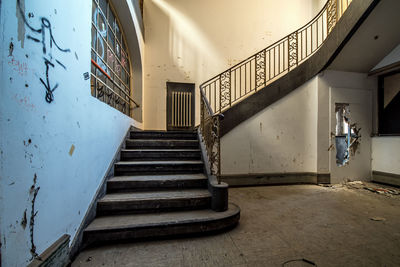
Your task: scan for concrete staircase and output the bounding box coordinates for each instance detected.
[82,130,240,246]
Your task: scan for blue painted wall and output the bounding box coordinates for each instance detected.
[0,0,141,265]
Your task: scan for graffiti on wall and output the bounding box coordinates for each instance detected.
[17,0,71,103]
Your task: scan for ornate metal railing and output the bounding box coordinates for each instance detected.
[200,90,223,183]
[199,0,352,181]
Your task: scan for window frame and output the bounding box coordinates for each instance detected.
[378,70,400,136]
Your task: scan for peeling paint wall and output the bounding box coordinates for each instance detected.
[143,0,326,130]
[221,77,318,175]
[0,1,143,266]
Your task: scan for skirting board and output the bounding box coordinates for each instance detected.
[221,173,330,187]
[372,171,400,187]
[28,234,70,267]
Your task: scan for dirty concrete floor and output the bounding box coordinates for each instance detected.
[72,184,400,267]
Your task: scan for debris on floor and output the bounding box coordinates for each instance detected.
[318,181,400,198]
[282,258,317,266]
[344,180,365,190]
[370,217,386,222]
[364,186,400,196]
[360,183,400,197]
[347,181,363,185]
[318,183,344,189]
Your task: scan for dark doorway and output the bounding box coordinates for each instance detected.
[166,82,195,131]
[378,71,400,135]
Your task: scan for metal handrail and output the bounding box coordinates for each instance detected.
[200,2,328,89]
[91,59,140,108]
[199,0,352,183]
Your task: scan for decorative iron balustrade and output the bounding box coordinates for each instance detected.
[200,91,222,183]
[199,0,352,182]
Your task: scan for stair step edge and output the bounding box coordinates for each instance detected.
[85,203,240,232]
[115,160,203,165]
[109,175,207,182]
[99,190,211,202]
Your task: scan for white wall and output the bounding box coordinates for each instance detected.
[143,0,328,130]
[221,70,377,180]
[371,44,400,71]
[0,1,142,266]
[317,71,377,183]
[372,137,400,174]
[221,78,318,175]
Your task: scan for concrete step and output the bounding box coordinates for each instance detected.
[130,131,197,140]
[84,203,240,246]
[120,149,201,161]
[114,160,204,176]
[125,139,199,149]
[107,174,208,193]
[97,189,212,215]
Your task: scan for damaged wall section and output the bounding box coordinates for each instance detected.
[334,103,361,167]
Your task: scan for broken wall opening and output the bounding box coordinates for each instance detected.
[335,103,361,166]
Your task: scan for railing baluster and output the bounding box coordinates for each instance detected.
[287,37,290,71]
[253,56,256,91]
[184,92,187,127]
[240,66,242,97]
[269,49,271,80]
[233,70,236,102]
[278,44,281,74]
[215,80,218,112]
[317,19,319,48]
[264,49,267,87]
[273,47,276,78]
[230,70,232,106]
[208,85,211,110]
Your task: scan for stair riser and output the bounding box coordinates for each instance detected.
[120,151,201,161]
[83,212,240,246]
[130,132,197,140]
[107,179,208,193]
[115,165,204,176]
[126,141,199,149]
[97,197,211,216]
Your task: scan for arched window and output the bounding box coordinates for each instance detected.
[91,0,131,116]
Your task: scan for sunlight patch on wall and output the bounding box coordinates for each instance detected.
[152,0,223,79]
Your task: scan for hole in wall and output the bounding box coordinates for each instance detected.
[334,103,361,167]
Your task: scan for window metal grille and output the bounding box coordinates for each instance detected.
[91,0,132,116]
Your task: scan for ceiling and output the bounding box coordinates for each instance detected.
[328,0,400,73]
